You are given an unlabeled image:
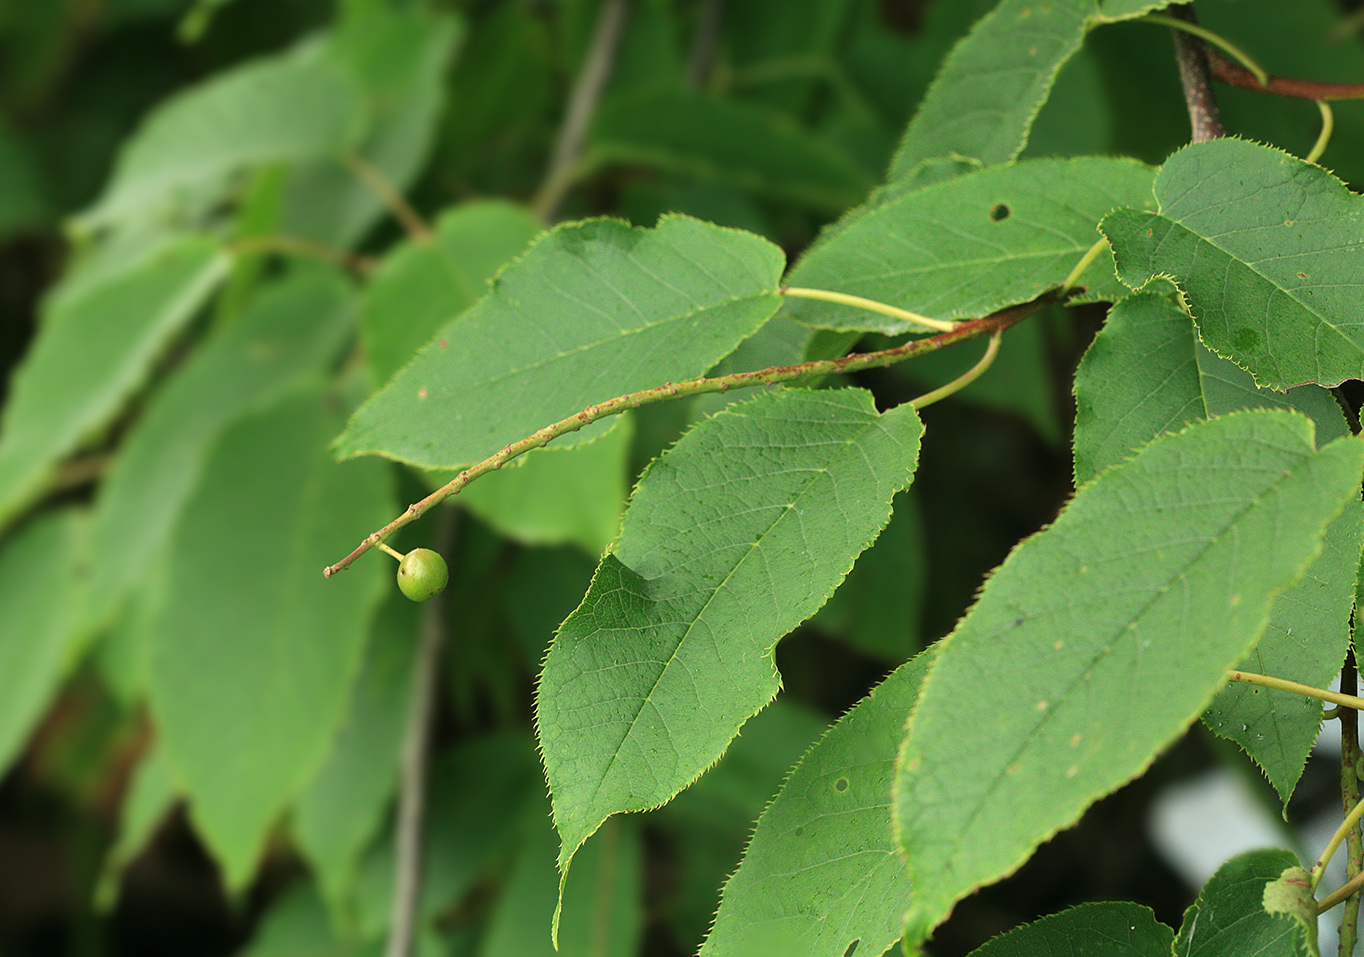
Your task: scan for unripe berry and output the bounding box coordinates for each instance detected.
[397,548,448,602]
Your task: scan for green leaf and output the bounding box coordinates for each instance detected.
[0,237,227,533]
[361,200,542,386]
[700,647,936,957]
[538,387,923,917]
[1073,287,1357,803]
[1176,849,1317,957]
[335,215,785,469]
[1073,286,1348,485]
[86,268,355,635]
[147,389,393,891]
[281,8,462,248]
[0,508,88,776]
[782,158,1154,333]
[1205,503,1363,805]
[294,593,417,924]
[77,54,366,229]
[1102,138,1364,390]
[894,410,1364,946]
[481,817,643,957]
[965,901,1174,956]
[588,91,871,211]
[458,415,631,556]
[886,0,1096,188]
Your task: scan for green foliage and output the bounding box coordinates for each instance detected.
[9,1,1364,954]
[1103,138,1364,390]
[1176,849,1319,956]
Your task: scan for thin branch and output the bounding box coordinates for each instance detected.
[1167,5,1225,142]
[344,153,433,242]
[323,291,1058,579]
[384,509,457,957]
[1206,48,1364,101]
[533,0,632,222]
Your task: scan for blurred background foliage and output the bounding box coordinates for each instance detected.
[2,0,1363,954]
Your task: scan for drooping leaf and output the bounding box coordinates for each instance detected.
[362,200,542,386]
[1072,286,1357,804]
[1102,138,1364,390]
[782,157,1154,333]
[588,91,871,211]
[77,55,366,229]
[457,415,631,556]
[294,593,418,924]
[1205,502,1362,805]
[1073,285,1348,485]
[0,508,89,777]
[965,901,1174,956]
[894,410,1364,947]
[700,647,937,957]
[1175,849,1317,957]
[538,387,922,916]
[0,237,227,533]
[281,7,463,248]
[335,215,785,469]
[885,0,1096,190]
[86,267,354,635]
[148,388,392,891]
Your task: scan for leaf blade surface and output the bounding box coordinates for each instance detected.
[895,410,1364,946]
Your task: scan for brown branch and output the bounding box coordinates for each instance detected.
[1207,48,1364,101]
[323,291,1058,579]
[1168,5,1225,142]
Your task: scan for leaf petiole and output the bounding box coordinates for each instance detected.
[1306,100,1334,165]
[1061,237,1110,295]
[781,286,957,333]
[1226,669,1364,712]
[911,333,1001,409]
[1314,793,1364,889]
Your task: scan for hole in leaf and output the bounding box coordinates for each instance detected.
[990,203,1010,222]
[834,777,849,792]
[844,940,860,957]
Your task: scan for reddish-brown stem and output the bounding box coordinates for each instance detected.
[1207,48,1364,101]
[322,291,1058,579]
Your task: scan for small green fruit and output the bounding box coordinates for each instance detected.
[397,548,449,602]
